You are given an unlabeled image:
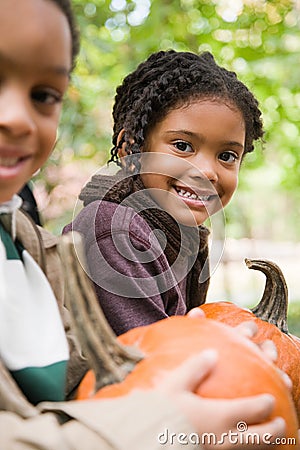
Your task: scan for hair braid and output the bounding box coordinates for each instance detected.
[109,50,264,169]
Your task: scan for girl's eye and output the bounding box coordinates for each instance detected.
[32,89,62,105]
[219,151,239,163]
[174,141,193,153]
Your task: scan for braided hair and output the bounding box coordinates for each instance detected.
[109,50,263,170]
[50,0,80,69]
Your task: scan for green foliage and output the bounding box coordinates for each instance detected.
[40,0,300,239]
[288,302,300,336]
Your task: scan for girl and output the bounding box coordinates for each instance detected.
[66,50,263,336]
[0,1,285,448]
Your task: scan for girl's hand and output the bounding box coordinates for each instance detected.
[186,307,293,391]
[158,351,286,449]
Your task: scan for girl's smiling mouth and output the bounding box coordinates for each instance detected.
[173,184,219,206]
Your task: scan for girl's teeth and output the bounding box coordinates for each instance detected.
[177,188,210,201]
[0,157,19,167]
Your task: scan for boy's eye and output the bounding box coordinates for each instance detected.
[32,89,62,105]
[174,141,193,153]
[219,151,239,163]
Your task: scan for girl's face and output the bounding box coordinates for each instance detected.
[0,0,72,203]
[140,100,245,226]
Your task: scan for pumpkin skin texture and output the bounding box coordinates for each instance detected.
[200,301,300,420]
[198,259,300,421]
[77,316,299,445]
[58,238,298,446]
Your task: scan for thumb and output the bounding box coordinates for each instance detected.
[161,349,218,393]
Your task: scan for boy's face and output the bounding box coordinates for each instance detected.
[0,0,72,203]
[140,100,245,226]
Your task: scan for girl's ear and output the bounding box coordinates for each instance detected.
[116,129,131,159]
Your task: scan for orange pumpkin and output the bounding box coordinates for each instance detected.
[77,316,298,445]
[200,259,300,420]
[58,235,299,447]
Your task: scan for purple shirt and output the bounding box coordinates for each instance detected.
[63,200,187,335]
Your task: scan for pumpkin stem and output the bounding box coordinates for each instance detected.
[58,232,143,393]
[245,258,289,334]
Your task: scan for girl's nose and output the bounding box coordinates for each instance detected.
[189,153,218,183]
[0,87,35,137]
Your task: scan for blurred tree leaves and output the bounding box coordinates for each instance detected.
[43,0,300,237]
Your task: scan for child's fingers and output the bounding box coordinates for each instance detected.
[276,368,293,391]
[258,339,278,362]
[216,417,286,450]
[242,417,286,449]
[256,340,292,390]
[160,350,218,392]
[186,307,206,319]
[221,394,276,426]
[234,320,258,339]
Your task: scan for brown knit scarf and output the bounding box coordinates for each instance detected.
[79,171,210,310]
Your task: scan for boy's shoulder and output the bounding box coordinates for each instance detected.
[16,210,64,305]
[16,209,57,257]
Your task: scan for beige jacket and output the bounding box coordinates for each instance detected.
[0,210,199,449]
